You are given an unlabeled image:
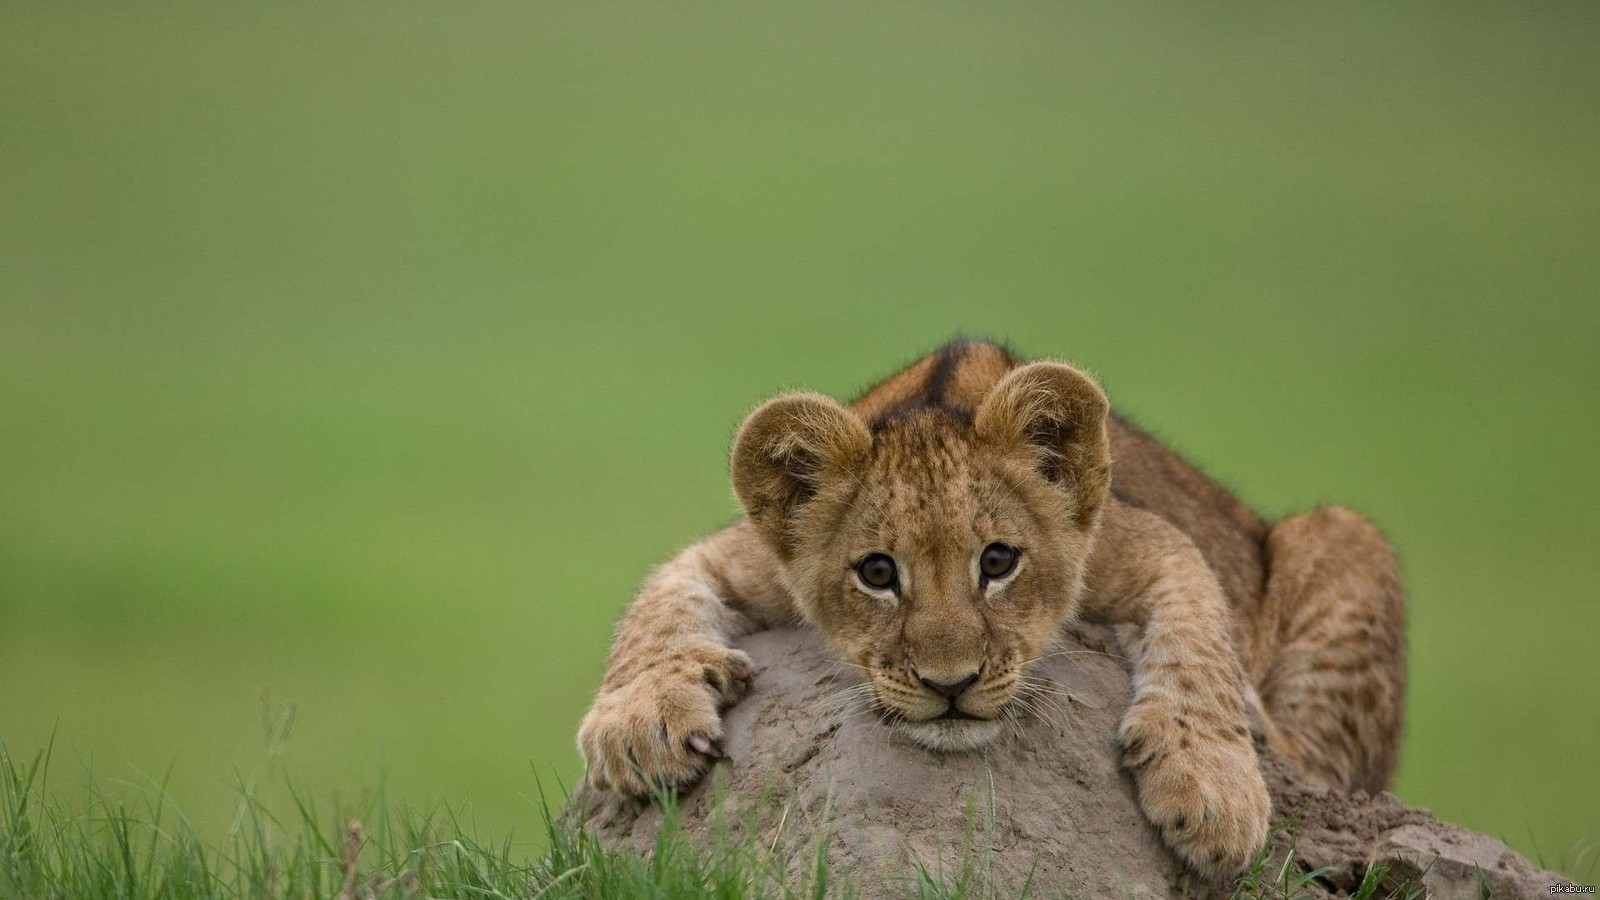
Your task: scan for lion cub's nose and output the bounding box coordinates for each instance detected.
[917,671,980,699]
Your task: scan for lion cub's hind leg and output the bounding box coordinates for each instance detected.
[1250,507,1407,794]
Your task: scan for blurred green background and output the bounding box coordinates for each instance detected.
[3,0,1597,875]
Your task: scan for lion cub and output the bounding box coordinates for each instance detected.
[578,340,1406,878]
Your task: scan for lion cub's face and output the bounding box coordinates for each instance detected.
[794,410,1095,750]
[732,363,1111,752]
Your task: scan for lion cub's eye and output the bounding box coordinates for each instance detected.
[979,543,1020,580]
[855,554,898,591]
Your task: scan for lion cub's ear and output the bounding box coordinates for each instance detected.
[975,362,1111,527]
[731,392,872,556]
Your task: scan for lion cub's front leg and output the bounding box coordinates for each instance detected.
[578,523,790,796]
[1087,503,1271,878]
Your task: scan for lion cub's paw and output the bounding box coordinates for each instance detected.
[577,645,754,797]
[1119,699,1271,879]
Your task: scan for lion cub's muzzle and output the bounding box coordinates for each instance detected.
[867,663,1021,752]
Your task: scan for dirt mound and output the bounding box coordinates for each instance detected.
[566,626,1560,898]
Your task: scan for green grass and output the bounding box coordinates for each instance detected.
[0,740,850,900]
[2,0,1597,874]
[1228,817,1429,900]
[1,744,1426,900]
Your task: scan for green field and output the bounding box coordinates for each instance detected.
[0,746,1425,900]
[2,0,1596,878]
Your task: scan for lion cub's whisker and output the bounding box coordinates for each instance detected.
[1014,688,1066,719]
[814,684,877,716]
[1020,685,1082,708]
[1021,648,1128,666]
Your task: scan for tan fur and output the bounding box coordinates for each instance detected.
[576,340,1407,880]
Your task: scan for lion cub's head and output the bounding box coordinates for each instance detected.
[731,362,1111,752]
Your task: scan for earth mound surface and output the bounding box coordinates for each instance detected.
[567,626,1560,899]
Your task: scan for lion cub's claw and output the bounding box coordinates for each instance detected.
[687,732,725,759]
[703,654,754,705]
[578,647,753,797]
[1119,700,1271,879]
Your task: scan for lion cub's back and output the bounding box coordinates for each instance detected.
[1107,416,1267,609]
[849,339,1020,425]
